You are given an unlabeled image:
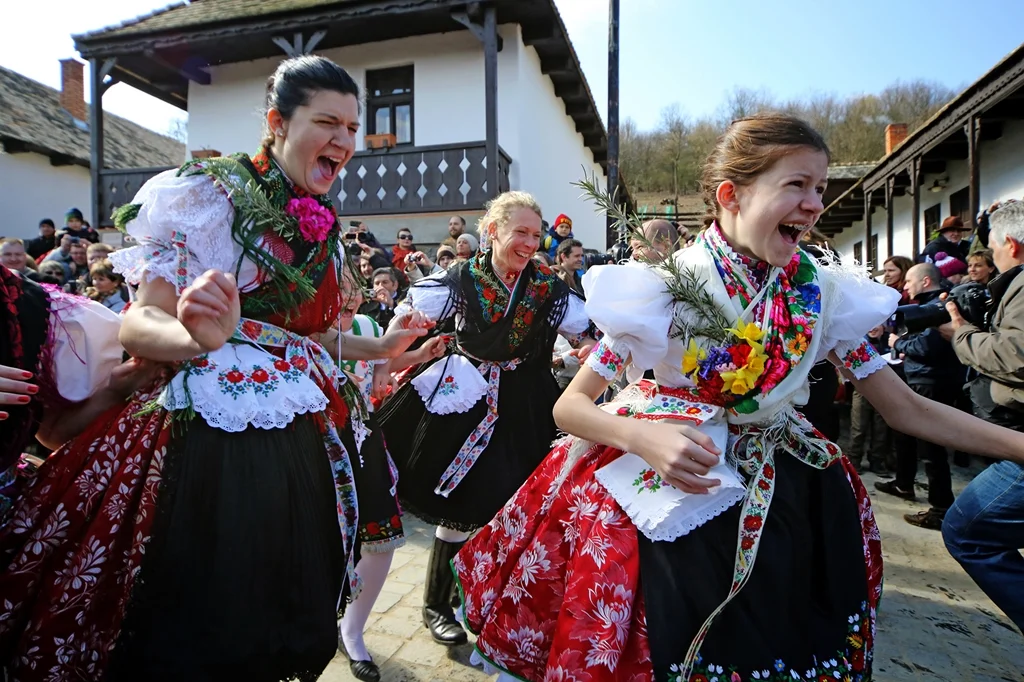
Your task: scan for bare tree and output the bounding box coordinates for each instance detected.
[167,117,188,143]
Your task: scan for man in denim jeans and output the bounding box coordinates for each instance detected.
[941,199,1024,632]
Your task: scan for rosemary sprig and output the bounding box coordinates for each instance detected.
[572,171,730,343]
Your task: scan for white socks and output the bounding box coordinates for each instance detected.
[340,550,394,662]
[435,526,471,543]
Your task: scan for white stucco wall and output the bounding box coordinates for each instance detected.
[512,37,607,250]
[830,119,1024,265]
[185,26,607,248]
[0,150,91,240]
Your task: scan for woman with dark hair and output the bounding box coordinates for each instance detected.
[883,255,914,303]
[0,56,427,682]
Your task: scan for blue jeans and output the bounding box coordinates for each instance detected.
[942,460,1024,632]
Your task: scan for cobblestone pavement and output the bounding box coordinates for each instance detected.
[321,463,1024,682]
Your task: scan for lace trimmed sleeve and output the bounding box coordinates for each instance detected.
[48,290,124,402]
[108,170,259,293]
[581,262,673,380]
[815,265,901,380]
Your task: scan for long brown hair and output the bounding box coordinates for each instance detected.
[700,113,831,228]
[883,255,913,289]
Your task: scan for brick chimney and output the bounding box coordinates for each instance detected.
[190,149,221,159]
[59,58,87,122]
[885,123,908,156]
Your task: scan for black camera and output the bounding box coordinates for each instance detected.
[893,281,990,335]
[344,241,362,257]
[583,252,615,270]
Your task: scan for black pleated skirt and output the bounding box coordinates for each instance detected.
[640,452,869,679]
[379,361,560,531]
[107,415,347,682]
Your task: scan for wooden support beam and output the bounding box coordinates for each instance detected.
[864,189,873,269]
[966,116,981,231]
[908,157,921,257]
[885,176,895,261]
[451,8,503,51]
[144,50,211,85]
[90,57,106,230]
[521,23,559,45]
[540,57,574,76]
[50,153,76,167]
[483,5,498,198]
[272,29,327,57]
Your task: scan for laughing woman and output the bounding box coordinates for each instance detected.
[0,56,425,682]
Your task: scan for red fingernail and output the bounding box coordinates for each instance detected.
[0,412,7,420]
[21,371,32,379]
[18,395,31,403]
[26,385,39,394]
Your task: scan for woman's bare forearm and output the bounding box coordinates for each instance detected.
[120,304,205,362]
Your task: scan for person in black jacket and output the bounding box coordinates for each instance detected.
[25,219,57,260]
[876,262,963,529]
[921,216,970,265]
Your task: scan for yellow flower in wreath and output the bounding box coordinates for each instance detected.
[727,321,765,346]
[720,341,769,394]
[681,338,706,375]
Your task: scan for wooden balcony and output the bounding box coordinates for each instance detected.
[333,141,511,216]
[97,141,512,226]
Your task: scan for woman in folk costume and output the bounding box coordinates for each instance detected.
[320,268,446,682]
[454,114,1024,681]
[377,191,595,647]
[0,56,428,682]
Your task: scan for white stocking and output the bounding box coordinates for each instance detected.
[435,526,472,543]
[340,550,394,662]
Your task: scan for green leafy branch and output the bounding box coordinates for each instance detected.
[573,170,729,343]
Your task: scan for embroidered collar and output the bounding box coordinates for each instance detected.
[467,251,559,351]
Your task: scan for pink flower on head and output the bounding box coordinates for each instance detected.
[286,197,334,242]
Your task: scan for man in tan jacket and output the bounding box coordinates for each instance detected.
[942,199,1024,633]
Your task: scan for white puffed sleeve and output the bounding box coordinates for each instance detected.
[394,271,456,323]
[48,291,124,402]
[556,294,590,337]
[108,170,260,293]
[581,263,673,380]
[815,266,901,379]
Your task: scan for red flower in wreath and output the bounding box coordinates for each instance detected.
[390,515,401,528]
[274,359,291,372]
[728,343,752,367]
[366,522,381,536]
[193,358,210,369]
[743,515,763,531]
[225,370,245,384]
[290,356,309,371]
[251,369,270,384]
[741,536,754,550]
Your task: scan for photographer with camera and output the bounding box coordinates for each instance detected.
[342,221,391,270]
[940,200,1024,632]
[876,262,963,530]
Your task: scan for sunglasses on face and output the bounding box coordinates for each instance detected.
[399,234,413,240]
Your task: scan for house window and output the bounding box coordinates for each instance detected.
[924,203,941,237]
[366,66,413,145]
[949,187,970,226]
[854,241,863,265]
[868,234,878,271]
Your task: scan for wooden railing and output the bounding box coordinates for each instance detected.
[333,141,511,215]
[98,166,173,227]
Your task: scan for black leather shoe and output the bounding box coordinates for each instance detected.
[874,479,916,501]
[422,536,468,646]
[423,605,469,645]
[337,637,381,682]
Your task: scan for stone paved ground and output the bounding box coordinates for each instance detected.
[321,458,1024,682]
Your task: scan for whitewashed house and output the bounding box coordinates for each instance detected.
[819,43,1024,269]
[73,0,620,250]
[0,61,182,241]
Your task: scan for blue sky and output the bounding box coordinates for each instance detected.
[3,0,1023,136]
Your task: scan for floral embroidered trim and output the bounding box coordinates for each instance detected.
[468,253,559,350]
[835,337,887,380]
[359,513,404,545]
[669,603,871,682]
[585,339,625,380]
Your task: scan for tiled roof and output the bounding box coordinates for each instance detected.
[827,163,875,181]
[0,65,184,169]
[75,0,357,40]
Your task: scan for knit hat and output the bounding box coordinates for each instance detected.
[553,214,572,230]
[65,208,84,223]
[934,251,967,278]
[436,244,456,260]
[939,216,964,233]
[456,232,479,253]
[39,218,55,229]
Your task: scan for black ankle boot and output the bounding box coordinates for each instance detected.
[422,536,468,646]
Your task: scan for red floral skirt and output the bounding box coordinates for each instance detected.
[454,437,882,681]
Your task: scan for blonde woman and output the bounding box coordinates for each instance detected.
[378,191,596,648]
